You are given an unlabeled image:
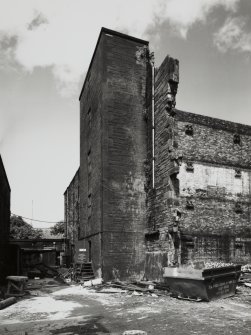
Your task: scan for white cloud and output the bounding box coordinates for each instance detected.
[0,0,240,96]
[214,16,251,53]
[156,0,239,38]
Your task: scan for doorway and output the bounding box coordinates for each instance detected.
[88,240,92,262]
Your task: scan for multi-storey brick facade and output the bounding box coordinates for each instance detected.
[144,56,251,280]
[78,28,148,280]
[65,28,251,282]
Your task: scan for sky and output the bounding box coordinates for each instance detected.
[0,0,250,228]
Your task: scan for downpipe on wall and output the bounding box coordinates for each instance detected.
[151,62,155,189]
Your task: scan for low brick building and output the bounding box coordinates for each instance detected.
[64,168,80,262]
[65,28,251,281]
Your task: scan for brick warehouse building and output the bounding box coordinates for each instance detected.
[64,27,251,281]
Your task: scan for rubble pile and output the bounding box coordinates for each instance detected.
[80,279,170,298]
[204,262,235,269]
[241,264,251,273]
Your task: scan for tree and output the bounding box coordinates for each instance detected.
[10,215,43,239]
[50,221,65,236]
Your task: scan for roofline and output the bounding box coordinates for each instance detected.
[175,109,251,136]
[79,27,149,101]
[64,167,80,195]
[0,154,11,191]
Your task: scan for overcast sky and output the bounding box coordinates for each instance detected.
[0,0,250,228]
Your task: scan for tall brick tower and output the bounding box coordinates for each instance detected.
[79,28,148,280]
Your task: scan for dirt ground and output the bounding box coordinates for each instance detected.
[0,278,250,335]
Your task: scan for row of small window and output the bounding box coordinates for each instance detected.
[185,125,241,144]
[185,162,242,178]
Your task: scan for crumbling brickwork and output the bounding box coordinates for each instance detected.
[144,57,251,279]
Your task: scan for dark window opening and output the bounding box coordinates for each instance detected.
[186,200,194,210]
[235,170,241,178]
[170,173,179,196]
[145,230,160,241]
[235,242,243,249]
[235,203,243,214]
[88,240,92,262]
[233,134,241,145]
[185,124,193,136]
[186,162,194,172]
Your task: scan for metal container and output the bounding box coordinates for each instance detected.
[163,265,241,301]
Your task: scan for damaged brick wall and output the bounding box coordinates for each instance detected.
[175,112,251,264]
[73,28,251,283]
[144,56,180,280]
[175,111,251,235]
[144,55,251,279]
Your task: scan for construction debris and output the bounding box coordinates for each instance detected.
[27,263,59,279]
[83,278,103,287]
[242,264,251,273]
[204,261,235,269]
[123,331,147,335]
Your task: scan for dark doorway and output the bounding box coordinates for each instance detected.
[88,240,92,262]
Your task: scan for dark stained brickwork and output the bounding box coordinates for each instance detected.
[101,33,148,280]
[78,28,148,280]
[176,112,251,169]
[79,31,105,277]
[66,28,251,282]
[64,168,80,259]
[144,56,251,278]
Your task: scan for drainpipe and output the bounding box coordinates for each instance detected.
[151,62,155,189]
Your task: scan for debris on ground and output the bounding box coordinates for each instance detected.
[238,270,251,288]
[0,277,250,335]
[83,278,103,287]
[241,264,251,273]
[27,263,60,280]
[123,331,147,335]
[204,261,235,269]
[81,279,170,298]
